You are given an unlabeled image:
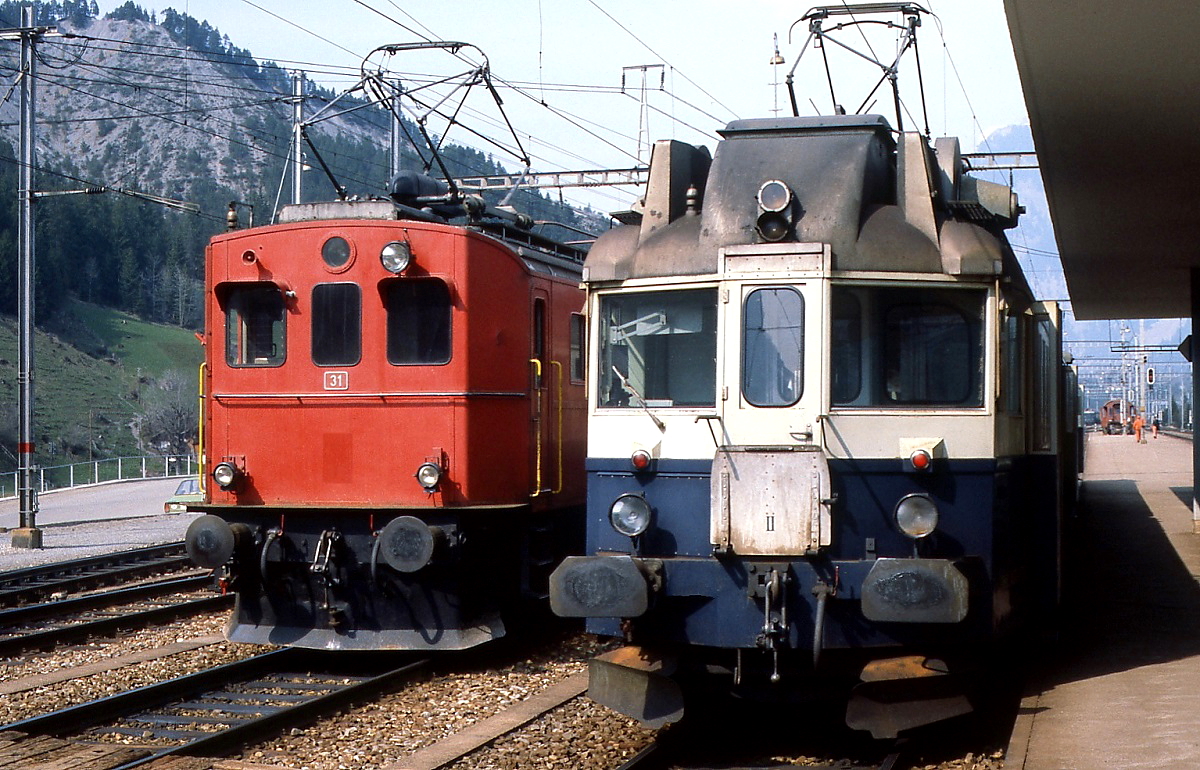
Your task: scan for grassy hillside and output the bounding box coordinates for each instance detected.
[0,301,202,473]
[51,298,202,378]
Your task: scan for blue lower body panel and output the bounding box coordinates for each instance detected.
[563,454,1060,652]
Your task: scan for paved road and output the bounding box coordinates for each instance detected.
[0,477,201,570]
[0,477,186,528]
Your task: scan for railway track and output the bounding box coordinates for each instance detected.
[0,542,192,607]
[0,648,429,770]
[0,574,231,657]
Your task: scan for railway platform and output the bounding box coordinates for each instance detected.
[1008,430,1200,769]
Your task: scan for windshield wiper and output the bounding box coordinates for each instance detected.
[611,365,666,432]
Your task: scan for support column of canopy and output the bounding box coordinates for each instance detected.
[1192,269,1200,533]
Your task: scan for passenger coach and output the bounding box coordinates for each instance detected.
[551,115,1079,736]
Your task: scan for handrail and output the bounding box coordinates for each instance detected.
[529,358,543,498]
[198,362,207,496]
[551,360,564,495]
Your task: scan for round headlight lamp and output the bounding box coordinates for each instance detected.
[609,494,652,538]
[755,180,794,243]
[212,461,239,490]
[416,461,441,490]
[757,179,792,212]
[381,240,412,273]
[894,493,939,539]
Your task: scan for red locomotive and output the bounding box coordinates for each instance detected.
[1099,398,1136,435]
[185,174,587,650]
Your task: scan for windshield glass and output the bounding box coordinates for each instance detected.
[831,285,986,407]
[225,284,285,368]
[742,287,804,407]
[598,288,718,408]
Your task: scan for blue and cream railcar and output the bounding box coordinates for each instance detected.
[550,114,1076,737]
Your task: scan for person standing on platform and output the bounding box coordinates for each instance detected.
[1134,414,1145,443]
[1153,417,1160,439]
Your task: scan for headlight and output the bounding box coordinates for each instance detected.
[212,461,239,490]
[757,179,792,212]
[609,494,652,538]
[894,493,939,538]
[381,240,412,273]
[416,462,441,490]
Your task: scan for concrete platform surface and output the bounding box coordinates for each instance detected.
[0,478,199,571]
[1009,432,1200,768]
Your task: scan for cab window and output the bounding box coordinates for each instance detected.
[831,286,985,407]
[225,284,285,367]
[312,283,361,366]
[569,313,585,382]
[386,279,451,364]
[742,287,803,407]
[598,288,717,408]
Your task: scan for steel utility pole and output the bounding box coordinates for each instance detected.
[3,6,58,549]
[621,64,665,166]
[291,71,305,205]
[389,80,403,182]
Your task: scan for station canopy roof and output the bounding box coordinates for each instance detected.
[1005,0,1200,320]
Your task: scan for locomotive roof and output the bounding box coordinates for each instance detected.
[718,113,893,137]
[273,199,586,276]
[586,114,1021,284]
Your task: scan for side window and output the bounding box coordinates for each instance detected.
[1001,313,1023,414]
[831,291,862,403]
[569,313,585,383]
[225,285,285,367]
[386,279,451,365]
[1032,316,1056,450]
[533,298,547,389]
[742,287,804,407]
[312,283,361,366]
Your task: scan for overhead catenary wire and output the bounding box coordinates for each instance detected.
[582,0,738,122]
[1,38,433,195]
[0,4,726,216]
[0,145,225,224]
[219,0,648,208]
[325,0,719,177]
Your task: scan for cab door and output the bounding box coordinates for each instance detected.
[710,245,832,556]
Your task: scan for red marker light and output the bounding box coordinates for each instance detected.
[909,449,932,471]
[631,449,652,471]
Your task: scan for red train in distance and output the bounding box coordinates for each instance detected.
[186,174,587,651]
[1099,398,1136,435]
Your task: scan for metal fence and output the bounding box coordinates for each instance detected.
[0,455,198,499]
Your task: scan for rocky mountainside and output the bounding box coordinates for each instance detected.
[0,9,445,211]
[0,2,593,329]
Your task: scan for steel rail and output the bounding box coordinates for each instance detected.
[0,541,189,606]
[614,740,666,770]
[116,657,430,767]
[0,593,231,657]
[2,649,298,735]
[0,573,212,626]
[2,648,429,770]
